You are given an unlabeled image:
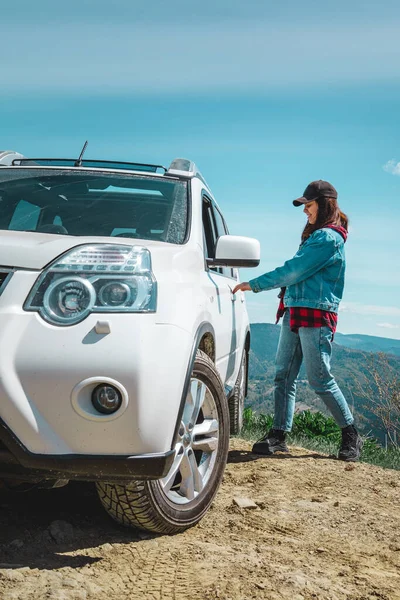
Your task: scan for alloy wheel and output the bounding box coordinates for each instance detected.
[160,377,219,504]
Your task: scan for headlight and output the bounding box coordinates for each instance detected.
[98,281,133,307]
[24,244,157,326]
[43,277,96,324]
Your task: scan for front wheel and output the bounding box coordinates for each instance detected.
[96,350,229,534]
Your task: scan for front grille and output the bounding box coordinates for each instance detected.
[0,270,13,296]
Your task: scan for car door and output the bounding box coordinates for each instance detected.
[202,196,239,386]
[211,203,245,365]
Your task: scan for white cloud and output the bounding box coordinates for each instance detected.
[340,302,400,317]
[377,322,400,329]
[383,160,400,176]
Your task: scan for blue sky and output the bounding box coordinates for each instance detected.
[1,0,400,338]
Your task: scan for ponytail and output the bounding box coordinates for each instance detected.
[339,211,349,231]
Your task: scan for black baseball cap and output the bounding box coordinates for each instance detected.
[293,180,338,207]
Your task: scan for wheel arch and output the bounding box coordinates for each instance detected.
[170,322,216,450]
[198,331,215,363]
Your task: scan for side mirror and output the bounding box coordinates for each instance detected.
[207,235,260,268]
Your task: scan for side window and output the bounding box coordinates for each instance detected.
[211,204,235,279]
[202,199,220,273]
[9,200,41,231]
[202,196,235,278]
[212,206,227,238]
[214,212,237,279]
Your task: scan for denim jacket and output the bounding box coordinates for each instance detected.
[249,228,346,312]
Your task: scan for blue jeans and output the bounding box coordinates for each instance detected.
[273,311,354,431]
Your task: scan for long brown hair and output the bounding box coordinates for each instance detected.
[301,197,348,242]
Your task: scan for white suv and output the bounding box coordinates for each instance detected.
[0,150,260,533]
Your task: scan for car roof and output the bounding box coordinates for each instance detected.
[0,151,207,182]
[0,150,216,206]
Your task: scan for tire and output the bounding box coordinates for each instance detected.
[96,350,229,534]
[228,350,247,435]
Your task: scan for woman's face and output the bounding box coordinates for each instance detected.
[303,200,318,224]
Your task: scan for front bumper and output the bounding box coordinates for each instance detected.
[0,421,175,482]
[0,271,193,462]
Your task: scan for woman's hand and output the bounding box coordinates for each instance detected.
[232,282,252,294]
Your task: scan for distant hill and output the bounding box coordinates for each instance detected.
[334,332,400,357]
[248,323,400,441]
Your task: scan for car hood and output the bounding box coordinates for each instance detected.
[0,231,173,270]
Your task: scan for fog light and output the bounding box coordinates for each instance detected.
[91,384,123,414]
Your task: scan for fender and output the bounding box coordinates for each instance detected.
[244,326,251,397]
[226,325,251,401]
[171,321,216,448]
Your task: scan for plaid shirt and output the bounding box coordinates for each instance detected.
[275,225,347,337]
[276,291,338,335]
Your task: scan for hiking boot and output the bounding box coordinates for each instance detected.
[338,424,363,462]
[252,429,289,455]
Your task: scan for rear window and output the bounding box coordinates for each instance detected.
[0,169,188,244]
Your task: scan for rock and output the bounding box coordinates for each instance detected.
[316,547,327,553]
[49,520,75,544]
[100,543,113,552]
[232,496,258,509]
[334,501,340,507]
[344,464,356,471]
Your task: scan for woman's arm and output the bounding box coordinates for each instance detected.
[234,229,337,294]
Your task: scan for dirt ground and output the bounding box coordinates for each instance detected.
[1,439,400,600]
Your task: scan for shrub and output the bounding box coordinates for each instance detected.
[240,408,399,470]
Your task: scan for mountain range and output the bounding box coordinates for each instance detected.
[333,332,400,357]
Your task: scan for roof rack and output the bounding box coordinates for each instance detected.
[0,150,25,166]
[166,158,208,186]
[11,158,167,174]
[2,152,210,185]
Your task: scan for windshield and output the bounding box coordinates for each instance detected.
[0,169,188,244]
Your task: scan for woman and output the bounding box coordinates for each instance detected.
[233,180,362,462]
